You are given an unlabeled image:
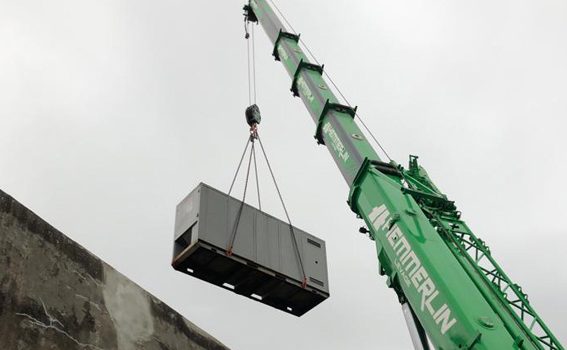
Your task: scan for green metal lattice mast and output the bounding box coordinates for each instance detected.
[245,1,564,349]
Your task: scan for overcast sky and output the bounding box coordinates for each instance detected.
[1,0,566,349]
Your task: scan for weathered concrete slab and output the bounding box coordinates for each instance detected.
[0,189,229,350]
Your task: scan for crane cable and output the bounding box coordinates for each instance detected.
[257,134,307,288]
[226,132,308,288]
[244,19,257,105]
[226,135,258,255]
[227,137,251,196]
[268,0,392,162]
[227,136,262,211]
[252,25,257,104]
[226,15,308,288]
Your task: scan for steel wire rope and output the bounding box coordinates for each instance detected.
[256,134,307,287]
[239,7,307,286]
[268,0,392,161]
[245,20,252,105]
[252,141,262,211]
[227,140,255,254]
[252,24,257,104]
[245,18,258,105]
[228,137,252,196]
[245,13,260,206]
[226,137,251,255]
[230,14,263,255]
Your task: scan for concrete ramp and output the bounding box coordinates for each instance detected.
[0,189,229,350]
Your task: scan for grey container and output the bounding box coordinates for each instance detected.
[172,183,329,316]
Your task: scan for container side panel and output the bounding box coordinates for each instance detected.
[256,211,271,268]
[174,185,201,239]
[302,233,329,293]
[200,186,232,250]
[232,205,256,261]
[266,215,281,271]
[278,221,303,282]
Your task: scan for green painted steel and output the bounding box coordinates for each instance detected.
[247,1,564,349]
[401,156,563,349]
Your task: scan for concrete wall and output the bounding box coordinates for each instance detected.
[0,189,229,350]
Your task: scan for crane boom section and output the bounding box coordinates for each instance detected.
[248,1,563,349]
[247,1,380,184]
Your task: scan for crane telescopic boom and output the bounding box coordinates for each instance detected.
[245,1,564,349]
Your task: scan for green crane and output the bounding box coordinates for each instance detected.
[244,1,564,349]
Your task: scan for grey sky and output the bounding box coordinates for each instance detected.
[1,0,566,349]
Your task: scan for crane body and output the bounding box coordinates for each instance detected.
[245,1,563,349]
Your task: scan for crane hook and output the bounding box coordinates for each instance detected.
[245,104,261,139]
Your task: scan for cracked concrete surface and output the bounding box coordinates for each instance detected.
[16,299,104,350]
[0,189,229,350]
